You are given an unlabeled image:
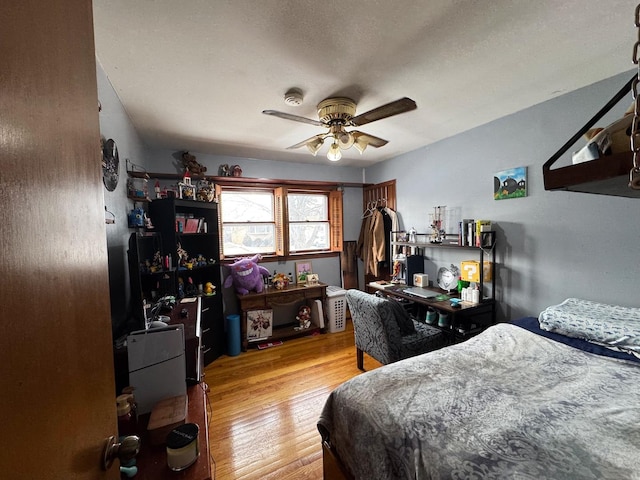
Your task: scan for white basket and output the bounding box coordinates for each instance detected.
[326,286,347,333]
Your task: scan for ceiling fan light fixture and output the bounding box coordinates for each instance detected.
[327,141,342,162]
[354,137,368,154]
[337,130,354,149]
[306,137,324,156]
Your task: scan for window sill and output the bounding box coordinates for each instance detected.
[221,251,338,264]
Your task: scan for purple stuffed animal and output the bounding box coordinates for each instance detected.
[223,254,270,295]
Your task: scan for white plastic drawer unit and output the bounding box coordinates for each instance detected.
[127,324,186,414]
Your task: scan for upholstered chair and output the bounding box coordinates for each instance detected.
[345,289,447,370]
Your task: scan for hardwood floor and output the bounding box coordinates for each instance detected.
[204,319,381,480]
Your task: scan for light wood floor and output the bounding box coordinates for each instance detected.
[204,319,382,480]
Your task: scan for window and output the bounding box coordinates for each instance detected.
[288,193,329,252]
[220,190,275,256]
[219,185,343,258]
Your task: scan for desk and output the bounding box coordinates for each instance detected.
[370,283,495,341]
[135,384,211,479]
[236,283,328,350]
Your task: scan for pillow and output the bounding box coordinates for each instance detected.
[385,297,416,335]
[539,298,640,358]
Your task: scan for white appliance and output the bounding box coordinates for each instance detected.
[127,324,187,415]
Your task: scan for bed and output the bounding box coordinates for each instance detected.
[317,298,640,480]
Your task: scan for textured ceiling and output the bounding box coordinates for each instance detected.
[93,0,638,168]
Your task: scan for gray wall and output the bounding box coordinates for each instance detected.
[97,60,149,336]
[366,70,639,321]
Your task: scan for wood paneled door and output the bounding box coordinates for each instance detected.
[1,1,119,477]
[362,179,397,284]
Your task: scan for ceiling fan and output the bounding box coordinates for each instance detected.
[263,96,417,161]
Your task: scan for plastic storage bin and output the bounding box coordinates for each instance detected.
[325,286,347,333]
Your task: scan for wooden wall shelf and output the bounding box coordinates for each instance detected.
[543,151,640,198]
[128,170,368,189]
[542,75,640,199]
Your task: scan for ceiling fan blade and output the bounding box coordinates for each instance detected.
[350,97,417,127]
[262,109,324,127]
[352,131,388,148]
[286,134,326,150]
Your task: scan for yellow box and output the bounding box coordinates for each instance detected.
[460,261,492,283]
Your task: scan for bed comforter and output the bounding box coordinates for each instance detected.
[317,323,640,479]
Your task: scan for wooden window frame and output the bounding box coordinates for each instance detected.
[217,184,343,260]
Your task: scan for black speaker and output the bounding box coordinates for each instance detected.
[406,255,424,286]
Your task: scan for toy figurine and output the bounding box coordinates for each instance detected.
[219,164,231,176]
[176,243,189,268]
[296,305,312,330]
[181,151,207,175]
[272,272,289,290]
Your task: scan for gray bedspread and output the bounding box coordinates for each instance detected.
[318,323,640,479]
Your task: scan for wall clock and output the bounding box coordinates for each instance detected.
[437,264,459,292]
[102,138,119,191]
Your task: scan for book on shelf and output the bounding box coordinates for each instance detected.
[184,218,200,233]
[195,217,208,233]
[460,219,474,246]
[458,218,493,247]
[458,219,493,246]
[175,215,186,233]
[475,220,491,246]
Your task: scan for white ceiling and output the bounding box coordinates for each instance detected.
[93,0,638,168]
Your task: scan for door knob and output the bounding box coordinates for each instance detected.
[102,435,140,470]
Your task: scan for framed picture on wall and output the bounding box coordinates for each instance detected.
[295,261,313,284]
[494,166,527,200]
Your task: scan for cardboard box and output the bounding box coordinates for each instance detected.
[460,261,492,283]
[147,394,188,446]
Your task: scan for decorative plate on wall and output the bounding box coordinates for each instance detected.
[437,264,459,292]
[102,138,119,191]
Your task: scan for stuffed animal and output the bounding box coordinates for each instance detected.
[223,254,270,295]
[181,151,207,175]
[296,305,311,330]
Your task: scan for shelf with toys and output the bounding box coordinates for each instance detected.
[144,197,225,365]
